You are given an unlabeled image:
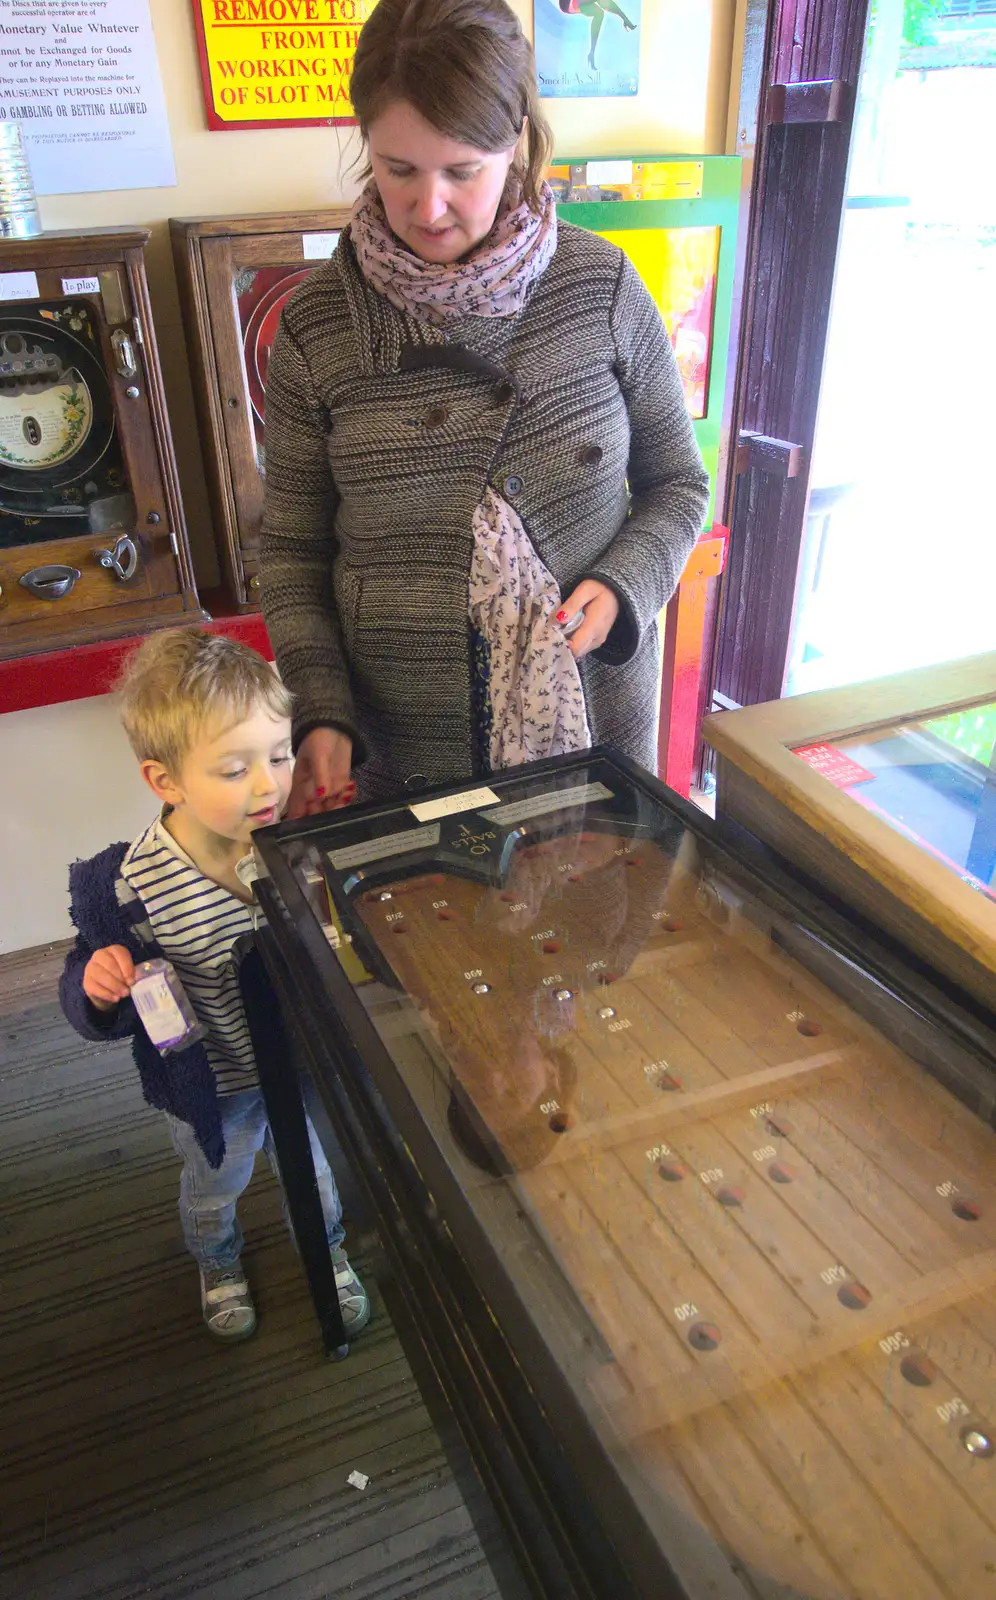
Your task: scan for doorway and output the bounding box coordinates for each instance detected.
[786,0,996,694]
[710,0,996,719]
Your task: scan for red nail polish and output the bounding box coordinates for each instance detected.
[556,609,568,622]
[315,786,326,797]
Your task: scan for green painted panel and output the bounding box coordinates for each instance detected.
[556,155,741,525]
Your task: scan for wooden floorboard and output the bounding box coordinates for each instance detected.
[0,946,501,1600]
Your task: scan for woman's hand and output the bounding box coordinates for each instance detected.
[557,579,620,659]
[83,945,136,1011]
[287,727,355,818]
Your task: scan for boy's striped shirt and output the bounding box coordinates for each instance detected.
[119,816,257,1095]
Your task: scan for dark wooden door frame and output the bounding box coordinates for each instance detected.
[708,0,874,717]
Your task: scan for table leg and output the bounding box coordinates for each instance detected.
[238,939,349,1359]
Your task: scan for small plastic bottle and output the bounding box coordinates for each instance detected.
[131,958,204,1054]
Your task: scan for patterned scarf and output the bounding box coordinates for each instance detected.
[469,488,591,771]
[350,178,558,324]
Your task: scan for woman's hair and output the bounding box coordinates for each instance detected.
[117,628,292,775]
[350,0,553,213]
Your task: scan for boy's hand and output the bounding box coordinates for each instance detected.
[287,727,355,818]
[83,945,136,1011]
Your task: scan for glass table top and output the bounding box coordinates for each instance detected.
[794,701,996,900]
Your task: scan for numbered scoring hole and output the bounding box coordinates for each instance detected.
[837,1280,872,1311]
[796,1018,822,1037]
[687,1322,722,1352]
[655,1071,683,1093]
[715,1185,745,1209]
[548,1110,573,1134]
[658,1159,688,1183]
[542,939,563,954]
[952,1197,982,1222]
[901,1351,938,1388]
[765,1115,793,1139]
[768,1161,797,1185]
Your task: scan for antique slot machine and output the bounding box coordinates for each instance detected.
[170,210,351,611]
[253,749,996,1600]
[0,228,202,660]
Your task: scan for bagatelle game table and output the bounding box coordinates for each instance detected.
[251,749,996,1600]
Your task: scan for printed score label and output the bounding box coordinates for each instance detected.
[191,0,378,128]
[302,231,340,259]
[61,277,101,296]
[409,786,499,823]
[0,272,39,302]
[793,743,875,789]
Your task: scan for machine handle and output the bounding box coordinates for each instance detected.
[19,564,81,600]
[94,535,139,583]
[110,326,138,379]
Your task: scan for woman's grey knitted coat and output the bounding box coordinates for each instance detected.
[260,220,710,799]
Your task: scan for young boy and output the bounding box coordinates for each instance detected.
[60,628,367,1343]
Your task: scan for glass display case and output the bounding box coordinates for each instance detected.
[704,652,996,1017]
[0,227,202,659]
[253,749,996,1600]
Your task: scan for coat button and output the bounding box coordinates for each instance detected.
[494,382,516,407]
[423,405,448,428]
[579,444,603,466]
[504,473,524,497]
[404,773,429,791]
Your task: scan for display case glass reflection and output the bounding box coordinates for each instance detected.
[257,754,996,1600]
[799,701,996,900]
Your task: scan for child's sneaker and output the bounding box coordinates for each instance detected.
[332,1250,371,1337]
[199,1261,257,1341]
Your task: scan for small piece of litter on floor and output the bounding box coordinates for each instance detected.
[347,1470,369,1490]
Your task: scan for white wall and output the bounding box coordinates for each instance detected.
[0,696,152,953]
[0,0,738,952]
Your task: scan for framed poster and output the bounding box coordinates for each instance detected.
[534,0,641,97]
[190,0,377,130]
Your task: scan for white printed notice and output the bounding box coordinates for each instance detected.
[0,0,175,194]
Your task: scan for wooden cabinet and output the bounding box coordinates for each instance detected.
[704,653,996,1016]
[0,227,203,660]
[170,210,351,611]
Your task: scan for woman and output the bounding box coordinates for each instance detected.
[260,0,709,816]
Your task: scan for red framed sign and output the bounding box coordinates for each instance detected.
[191,0,377,130]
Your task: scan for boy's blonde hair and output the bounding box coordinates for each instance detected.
[117,628,292,775]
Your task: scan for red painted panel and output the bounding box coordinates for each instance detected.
[0,612,272,717]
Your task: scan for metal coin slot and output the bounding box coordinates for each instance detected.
[19,564,80,600]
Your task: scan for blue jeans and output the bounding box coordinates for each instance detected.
[165,1080,344,1270]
